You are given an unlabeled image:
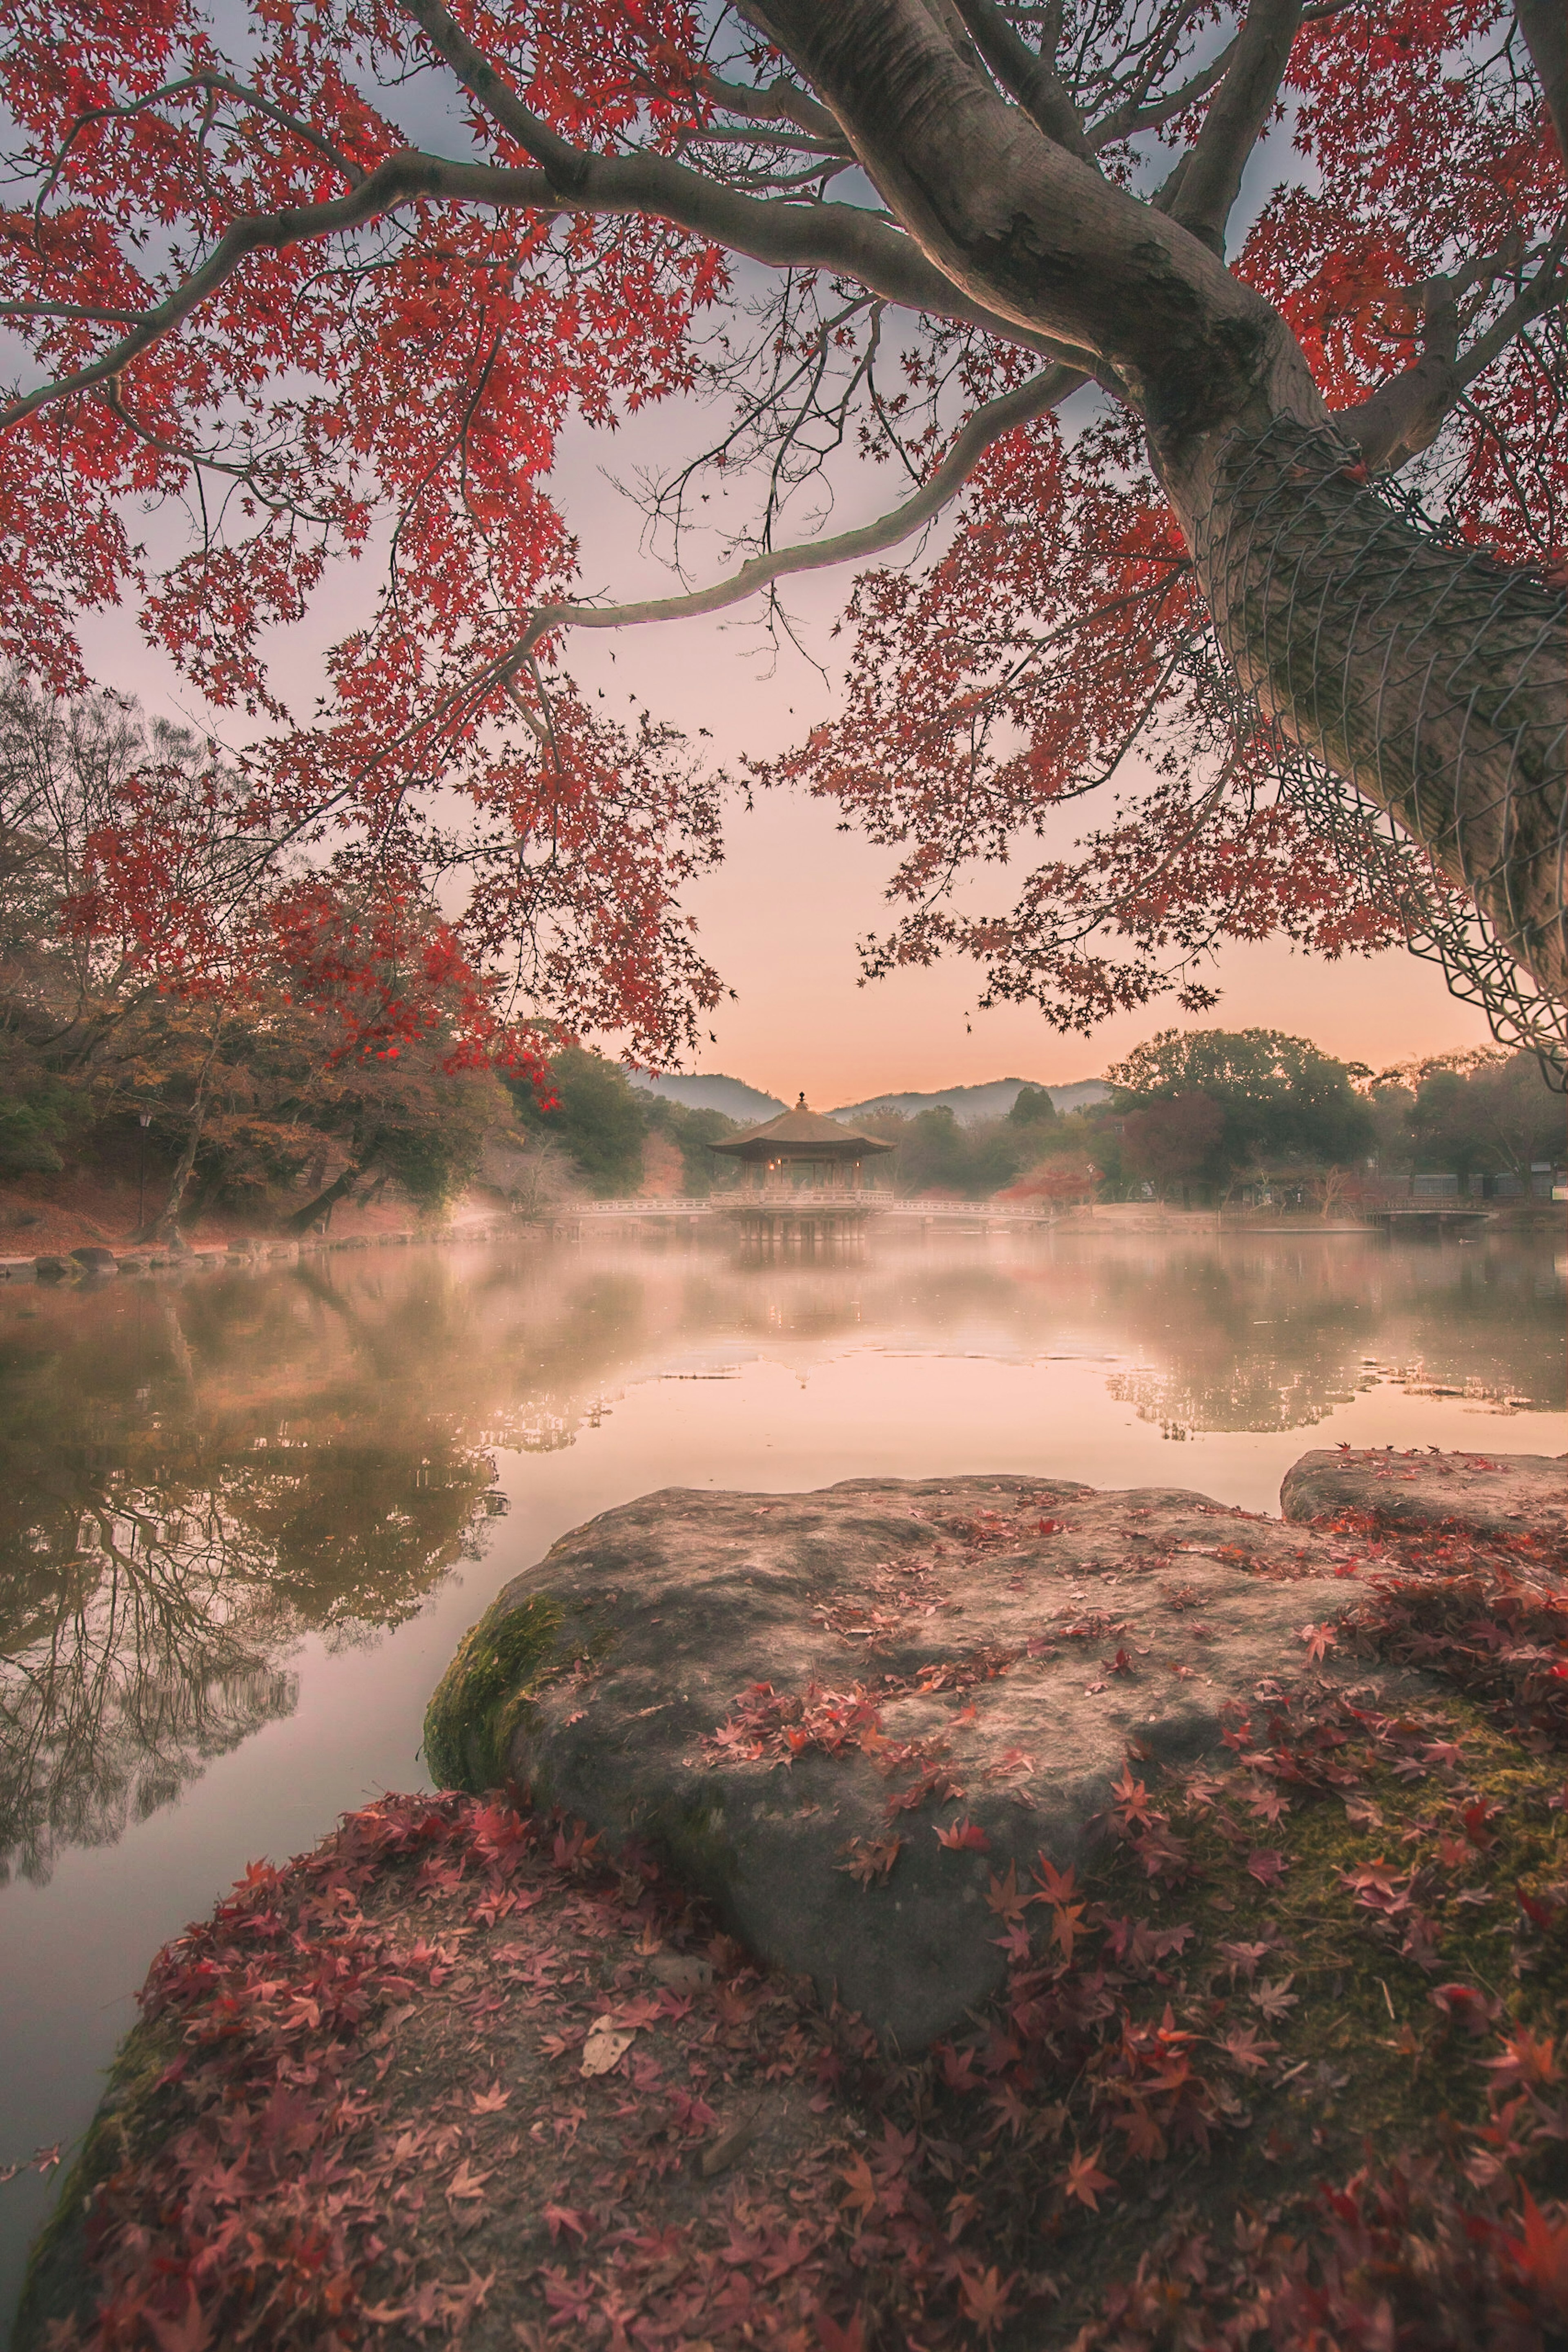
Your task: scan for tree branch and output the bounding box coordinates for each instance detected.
[5,132,1084,438]
[746,0,1314,437]
[498,362,1082,669]
[0,300,145,325]
[1165,0,1305,257]
[1515,0,1568,169]
[949,0,1098,164]
[2,154,450,431]
[396,0,1072,355]
[1089,34,1238,149]
[696,71,846,145]
[1339,236,1568,470]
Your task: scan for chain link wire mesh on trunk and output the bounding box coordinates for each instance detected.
[1198,417,1567,1087]
[1272,732,1568,1084]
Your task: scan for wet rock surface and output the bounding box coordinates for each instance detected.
[442,1472,1436,2049]
[1282,1444,1567,1543]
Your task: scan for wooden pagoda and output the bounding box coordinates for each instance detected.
[710,1095,893,1246]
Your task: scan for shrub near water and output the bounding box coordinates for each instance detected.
[17,1529,1568,2350]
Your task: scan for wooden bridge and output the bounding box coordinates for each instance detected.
[572,1195,1059,1228]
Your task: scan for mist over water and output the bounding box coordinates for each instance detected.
[1,1224,1564,2334]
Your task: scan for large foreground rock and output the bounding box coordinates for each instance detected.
[426,1471,1444,2049]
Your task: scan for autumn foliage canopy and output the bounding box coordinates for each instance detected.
[0,0,1564,1065]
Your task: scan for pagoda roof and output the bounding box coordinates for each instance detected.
[710,1094,895,1158]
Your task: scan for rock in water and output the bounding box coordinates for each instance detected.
[424,1474,1432,2049]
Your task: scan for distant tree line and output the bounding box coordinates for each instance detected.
[502,1048,744,1200]
[860,1034,1561,1209]
[1088,1031,1561,1205]
[2,672,1557,1236]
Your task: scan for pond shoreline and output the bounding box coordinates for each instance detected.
[0,1219,530,1283]
[4,1194,1562,1285]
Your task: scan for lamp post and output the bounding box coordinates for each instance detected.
[137,1108,152,1228]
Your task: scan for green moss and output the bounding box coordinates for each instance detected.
[653,1790,738,1891]
[15,2017,183,2351]
[422,1592,568,1792]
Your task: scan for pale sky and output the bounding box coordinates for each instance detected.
[555,589,1498,1103]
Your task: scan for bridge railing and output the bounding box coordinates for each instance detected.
[573,1193,1058,1218]
[577,1197,715,1212]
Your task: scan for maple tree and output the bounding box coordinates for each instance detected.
[0,1,1563,1063]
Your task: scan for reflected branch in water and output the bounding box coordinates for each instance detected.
[0,1280,509,1881]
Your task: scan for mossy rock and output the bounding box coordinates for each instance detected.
[422,1591,568,1792]
[416,1474,1453,2049]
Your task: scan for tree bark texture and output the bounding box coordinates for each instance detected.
[1163,417,1568,1001]
[139,1022,223,1250]
[284,1162,360,1235]
[758,0,1568,1003]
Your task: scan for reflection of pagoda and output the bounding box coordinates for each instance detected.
[710,1094,893,1246]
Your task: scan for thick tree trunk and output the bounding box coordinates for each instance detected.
[135,1022,223,1251]
[284,1162,361,1235]
[761,0,1568,1006]
[1159,416,1568,1002]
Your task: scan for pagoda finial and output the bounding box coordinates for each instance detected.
[797,1091,807,1108]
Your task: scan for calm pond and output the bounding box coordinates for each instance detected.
[2,1222,1564,2332]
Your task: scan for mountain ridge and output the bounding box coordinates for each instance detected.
[624,1070,1109,1126]
[622,1072,788,1121]
[830,1076,1109,1124]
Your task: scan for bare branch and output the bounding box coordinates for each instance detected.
[696,71,846,144]
[500,361,1083,669]
[1088,33,1238,149]
[674,123,850,157]
[1165,0,1305,257]
[950,0,1098,163]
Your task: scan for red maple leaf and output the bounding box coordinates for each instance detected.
[1110,1763,1153,1827]
[1033,1854,1078,1906]
[957,2263,1017,2339]
[984,1863,1029,1922]
[935,1818,991,1852]
[837,2154,878,2220]
[813,2310,867,2352]
[1501,2190,1568,2315]
[1058,2143,1116,2211]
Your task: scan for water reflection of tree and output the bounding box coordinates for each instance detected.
[1089,1238,1565,1435]
[699,1231,1562,1438]
[0,1279,510,1884]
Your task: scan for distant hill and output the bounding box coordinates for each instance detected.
[623,1071,787,1122]
[829,1076,1109,1125]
